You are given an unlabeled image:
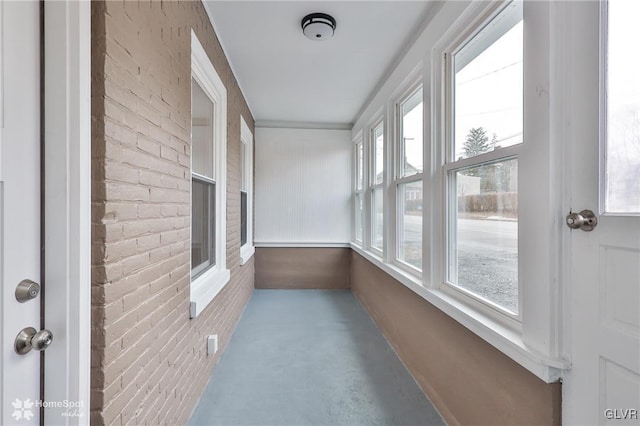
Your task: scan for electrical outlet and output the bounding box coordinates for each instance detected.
[207,335,218,356]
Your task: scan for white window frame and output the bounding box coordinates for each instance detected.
[369,118,385,256]
[441,0,524,321]
[240,115,255,264]
[353,131,365,245]
[190,30,229,318]
[393,82,424,276]
[351,0,569,383]
[430,0,566,379]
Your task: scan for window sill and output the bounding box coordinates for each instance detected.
[254,241,351,248]
[240,245,255,265]
[350,243,571,383]
[190,267,231,318]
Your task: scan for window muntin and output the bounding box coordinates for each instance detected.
[445,1,522,316]
[191,78,216,279]
[603,0,640,214]
[453,1,523,161]
[399,88,424,177]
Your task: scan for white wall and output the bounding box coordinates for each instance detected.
[255,127,352,245]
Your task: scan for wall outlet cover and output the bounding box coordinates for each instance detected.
[207,335,218,356]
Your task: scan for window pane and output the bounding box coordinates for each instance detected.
[241,190,248,246]
[355,193,363,242]
[372,188,384,251]
[192,78,214,178]
[373,123,384,185]
[400,89,423,176]
[356,142,364,190]
[605,0,640,213]
[453,1,523,161]
[398,180,423,270]
[449,158,518,313]
[192,179,215,277]
[241,143,247,192]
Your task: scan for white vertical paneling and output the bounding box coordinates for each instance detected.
[255,127,352,244]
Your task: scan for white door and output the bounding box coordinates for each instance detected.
[0,1,43,425]
[563,0,640,424]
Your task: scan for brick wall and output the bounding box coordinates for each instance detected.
[91,1,254,424]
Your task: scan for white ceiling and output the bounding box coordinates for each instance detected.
[204,1,433,127]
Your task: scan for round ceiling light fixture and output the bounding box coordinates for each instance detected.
[301,13,336,41]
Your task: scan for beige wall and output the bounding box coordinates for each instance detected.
[351,252,561,426]
[91,1,254,424]
[255,248,350,289]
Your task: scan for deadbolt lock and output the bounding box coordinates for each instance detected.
[15,327,53,355]
[15,279,40,303]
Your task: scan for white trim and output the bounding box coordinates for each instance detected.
[255,120,352,131]
[44,1,91,423]
[351,243,571,383]
[190,267,231,318]
[392,77,424,276]
[353,134,365,244]
[255,242,350,248]
[190,30,229,318]
[369,119,386,255]
[240,115,254,265]
[0,1,3,130]
[200,1,254,119]
[240,245,255,264]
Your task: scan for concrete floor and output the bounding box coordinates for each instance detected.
[188,290,444,426]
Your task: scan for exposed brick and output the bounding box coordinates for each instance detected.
[91,1,255,425]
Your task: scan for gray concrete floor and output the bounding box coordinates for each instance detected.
[188,289,444,426]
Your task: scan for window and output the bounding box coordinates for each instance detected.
[348,0,567,381]
[190,31,229,318]
[240,116,255,264]
[191,80,216,278]
[370,121,385,252]
[396,87,424,271]
[603,0,640,214]
[354,137,364,244]
[444,1,523,315]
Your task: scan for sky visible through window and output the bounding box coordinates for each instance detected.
[606,0,640,213]
[402,96,423,175]
[455,21,523,160]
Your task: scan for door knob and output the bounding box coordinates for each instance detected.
[15,327,53,355]
[566,209,598,231]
